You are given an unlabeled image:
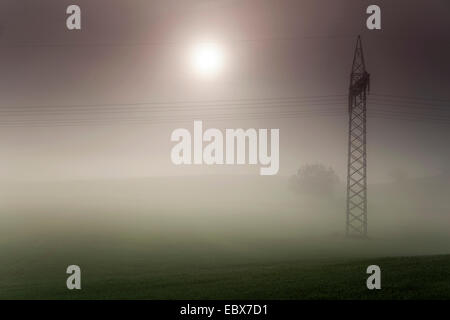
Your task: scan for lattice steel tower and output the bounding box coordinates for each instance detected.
[346,35,370,237]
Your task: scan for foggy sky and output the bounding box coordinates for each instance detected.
[0,0,449,181]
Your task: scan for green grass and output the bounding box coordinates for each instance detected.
[2,253,450,300]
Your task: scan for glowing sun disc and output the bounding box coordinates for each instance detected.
[191,42,225,77]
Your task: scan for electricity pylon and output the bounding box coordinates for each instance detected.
[346,35,370,237]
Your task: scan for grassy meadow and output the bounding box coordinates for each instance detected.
[1,175,450,299]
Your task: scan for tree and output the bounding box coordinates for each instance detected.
[290,163,340,196]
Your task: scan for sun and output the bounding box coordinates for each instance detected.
[191,42,225,77]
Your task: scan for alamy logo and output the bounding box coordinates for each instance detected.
[366,265,381,290]
[171,121,279,175]
[66,265,81,290]
[66,5,81,30]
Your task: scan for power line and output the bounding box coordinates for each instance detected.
[0,92,449,127]
[2,107,450,128]
[1,102,448,119]
[1,33,448,50]
[372,93,450,104]
[0,94,346,110]
[1,94,448,114]
[0,96,345,112]
[0,34,358,49]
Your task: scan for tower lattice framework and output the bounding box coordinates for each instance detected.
[346,36,370,237]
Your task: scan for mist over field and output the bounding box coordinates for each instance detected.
[1,172,450,299]
[1,174,450,267]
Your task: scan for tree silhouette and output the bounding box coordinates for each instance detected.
[290,163,340,196]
